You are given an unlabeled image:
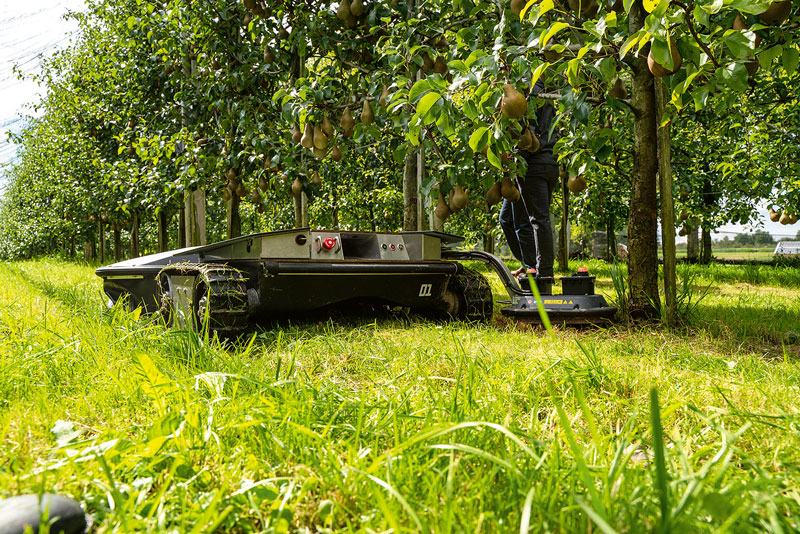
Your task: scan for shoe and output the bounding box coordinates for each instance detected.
[511,266,525,277]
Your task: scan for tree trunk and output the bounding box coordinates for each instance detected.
[558,170,570,271]
[84,241,92,261]
[227,194,242,239]
[178,203,186,248]
[113,227,122,262]
[686,222,699,262]
[403,148,418,230]
[98,221,105,264]
[626,1,661,319]
[701,226,712,264]
[606,214,616,261]
[294,195,303,227]
[130,212,140,258]
[655,79,676,327]
[184,189,206,247]
[158,210,169,252]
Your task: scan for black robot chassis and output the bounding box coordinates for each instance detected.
[96,228,615,336]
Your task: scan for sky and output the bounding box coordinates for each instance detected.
[0,0,795,241]
[0,0,84,169]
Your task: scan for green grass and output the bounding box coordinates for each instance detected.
[670,248,776,262]
[2,258,800,532]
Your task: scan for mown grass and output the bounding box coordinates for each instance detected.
[1,258,800,532]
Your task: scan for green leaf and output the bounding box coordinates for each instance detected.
[464,100,479,121]
[723,30,753,59]
[469,126,489,152]
[716,63,748,92]
[127,15,137,30]
[651,37,675,71]
[486,144,501,170]
[540,22,569,50]
[409,79,432,102]
[416,92,441,119]
[758,45,783,70]
[782,47,799,75]
[726,0,771,14]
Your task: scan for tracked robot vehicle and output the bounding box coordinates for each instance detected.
[96,228,615,336]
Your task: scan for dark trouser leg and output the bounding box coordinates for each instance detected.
[499,198,537,268]
[518,164,559,277]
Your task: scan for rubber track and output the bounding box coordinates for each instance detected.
[449,267,493,322]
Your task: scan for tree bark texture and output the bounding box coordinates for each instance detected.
[113,227,121,262]
[130,212,140,259]
[686,223,699,262]
[701,226,712,264]
[227,194,241,239]
[178,203,186,249]
[626,1,661,319]
[184,189,206,247]
[157,210,169,252]
[403,148,418,230]
[294,195,303,228]
[655,79,676,327]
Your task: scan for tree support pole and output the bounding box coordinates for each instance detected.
[558,168,570,272]
[655,79,676,327]
[184,189,206,247]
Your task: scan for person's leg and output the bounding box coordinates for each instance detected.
[500,197,537,270]
[499,199,524,266]
[518,165,559,277]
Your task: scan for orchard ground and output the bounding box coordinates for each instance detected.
[1,258,800,532]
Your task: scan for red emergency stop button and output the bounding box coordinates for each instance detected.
[322,237,336,250]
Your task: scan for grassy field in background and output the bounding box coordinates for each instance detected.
[671,247,777,262]
[1,258,800,532]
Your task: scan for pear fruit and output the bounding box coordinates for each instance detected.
[648,36,682,77]
[433,57,447,74]
[263,46,275,64]
[780,211,791,225]
[341,106,355,136]
[331,144,343,162]
[568,0,599,16]
[361,99,374,125]
[517,128,534,151]
[567,174,587,194]
[350,0,365,16]
[421,51,434,72]
[379,84,390,107]
[300,123,314,148]
[222,188,232,202]
[510,0,526,16]
[252,189,262,203]
[313,124,329,149]
[336,0,351,21]
[434,191,451,220]
[759,1,791,24]
[291,122,302,143]
[227,168,237,182]
[609,78,627,99]
[769,208,780,222]
[312,146,327,158]
[312,170,322,186]
[732,13,747,30]
[486,182,503,206]
[292,177,303,198]
[789,213,799,224]
[236,182,248,198]
[501,83,527,119]
[321,116,335,137]
[451,185,469,211]
[500,178,520,202]
[259,176,269,192]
